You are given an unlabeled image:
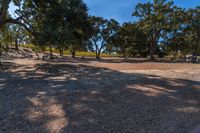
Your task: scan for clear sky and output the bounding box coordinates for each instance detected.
[84,0,200,23]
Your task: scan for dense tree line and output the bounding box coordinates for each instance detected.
[0,0,200,61]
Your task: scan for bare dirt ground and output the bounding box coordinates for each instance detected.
[0,57,200,133]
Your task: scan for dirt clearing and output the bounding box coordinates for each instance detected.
[0,58,200,133]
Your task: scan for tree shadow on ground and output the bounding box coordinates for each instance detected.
[43,57,191,64]
[44,57,156,64]
[0,61,199,133]
[94,58,191,64]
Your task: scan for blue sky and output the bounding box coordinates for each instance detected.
[84,0,200,23]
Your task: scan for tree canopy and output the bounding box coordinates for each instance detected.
[0,0,200,61]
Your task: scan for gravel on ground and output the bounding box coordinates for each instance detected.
[0,57,200,133]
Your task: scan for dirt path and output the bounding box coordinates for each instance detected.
[0,58,200,133]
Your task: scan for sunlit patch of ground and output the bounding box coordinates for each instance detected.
[26,96,68,133]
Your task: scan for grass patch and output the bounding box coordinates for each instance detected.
[20,44,120,57]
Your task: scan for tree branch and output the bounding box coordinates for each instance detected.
[5,18,33,35]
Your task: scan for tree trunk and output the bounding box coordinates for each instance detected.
[150,43,155,60]
[108,51,111,55]
[0,51,2,65]
[15,39,19,52]
[95,50,98,59]
[49,46,53,59]
[59,48,64,57]
[0,56,1,66]
[96,51,100,59]
[72,51,76,58]
[122,51,126,58]
[150,48,154,60]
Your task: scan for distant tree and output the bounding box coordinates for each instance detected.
[114,23,148,57]
[133,0,175,60]
[105,19,120,55]
[186,7,200,55]
[165,6,200,57]
[167,32,188,59]
[0,25,13,60]
[68,16,92,58]
[89,16,109,59]
[89,18,119,58]
[163,6,187,58]
[10,25,28,51]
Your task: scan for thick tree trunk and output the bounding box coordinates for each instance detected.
[96,51,100,59]
[150,48,154,60]
[72,51,76,58]
[49,46,53,59]
[150,43,155,60]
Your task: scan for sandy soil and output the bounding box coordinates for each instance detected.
[0,57,200,133]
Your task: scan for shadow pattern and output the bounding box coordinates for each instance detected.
[0,61,200,133]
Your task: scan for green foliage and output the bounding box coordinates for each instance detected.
[1,0,200,62]
[186,7,200,54]
[133,0,175,59]
[89,16,119,59]
[113,23,148,57]
[0,25,13,55]
[31,0,90,58]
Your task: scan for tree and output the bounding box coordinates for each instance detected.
[0,0,46,62]
[89,16,109,59]
[105,19,120,55]
[163,6,187,58]
[186,7,200,55]
[31,0,90,59]
[164,6,200,57]
[133,0,174,60]
[114,23,148,58]
[10,25,28,51]
[0,0,35,33]
[89,17,119,59]
[68,11,92,58]
[0,25,13,63]
[167,32,188,59]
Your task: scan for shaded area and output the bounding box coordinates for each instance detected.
[44,57,189,64]
[0,60,200,133]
